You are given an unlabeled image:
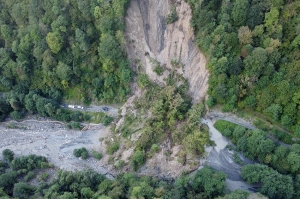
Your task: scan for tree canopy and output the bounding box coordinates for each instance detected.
[188,0,300,135]
[0,0,132,120]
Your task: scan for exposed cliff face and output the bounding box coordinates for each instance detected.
[125,0,208,102]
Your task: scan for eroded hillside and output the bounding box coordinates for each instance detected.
[125,0,208,103]
[97,0,211,178]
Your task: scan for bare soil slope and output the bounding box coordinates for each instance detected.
[125,0,208,103]
[106,0,210,178]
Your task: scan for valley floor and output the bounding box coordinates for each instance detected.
[0,108,262,193]
[0,114,116,179]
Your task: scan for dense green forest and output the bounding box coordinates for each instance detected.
[0,149,262,199]
[187,0,300,135]
[0,0,132,121]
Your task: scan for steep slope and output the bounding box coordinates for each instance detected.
[103,0,210,177]
[125,0,208,103]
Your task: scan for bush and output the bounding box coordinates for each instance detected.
[37,173,49,182]
[92,150,103,160]
[70,111,83,122]
[283,134,293,144]
[103,116,113,126]
[130,150,145,171]
[10,155,48,171]
[206,96,215,107]
[114,160,125,170]
[73,148,89,159]
[24,171,35,182]
[153,65,164,76]
[150,144,159,153]
[107,142,119,155]
[137,74,150,89]
[71,121,82,129]
[183,131,210,155]
[67,121,82,130]
[10,111,23,120]
[2,149,14,162]
[13,182,35,199]
[0,170,18,193]
[166,5,178,24]
[214,120,238,139]
[83,114,91,122]
[192,167,227,198]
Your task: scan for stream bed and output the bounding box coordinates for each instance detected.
[200,119,259,192]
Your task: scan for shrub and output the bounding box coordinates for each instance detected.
[13,182,35,199]
[92,150,103,160]
[214,120,238,139]
[150,144,159,153]
[192,167,227,198]
[10,111,22,120]
[24,171,35,182]
[6,122,17,129]
[206,96,215,107]
[10,155,48,171]
[67,121,82,130]
[166,5,178,24]
[73,147,89,159]
[37,172,49,182]
[153,65,164,76]
[2,149,14,162]
[130,150,145,171]
[98,179,112,194]
[70,111,83,122]
[183,131,209,155]
[137,74,150,89]
[71,121,82,129]
[114,160,125,170]
[103,116,113,126]
[107,142,119,155]
[0,170,18,193]
[83,114,91,122]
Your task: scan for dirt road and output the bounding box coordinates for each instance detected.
[208,110,256,130]
[63,104,119,117]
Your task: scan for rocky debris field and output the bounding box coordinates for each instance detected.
[0,115,115,179]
